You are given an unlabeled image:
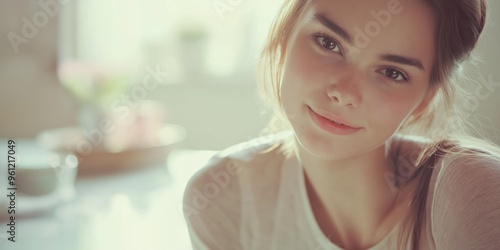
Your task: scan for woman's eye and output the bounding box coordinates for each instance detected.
[381,68,407,82]
[314,34,342,54]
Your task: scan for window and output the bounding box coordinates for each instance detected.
[59,0,284,84]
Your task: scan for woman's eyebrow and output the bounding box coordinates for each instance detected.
[313,12,353,44]
[313,12,425,71]
[379,54,425,71]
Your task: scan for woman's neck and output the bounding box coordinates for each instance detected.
[297,137,415,249]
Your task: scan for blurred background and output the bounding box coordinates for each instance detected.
[0,0,499,249]
[0,0,284,150]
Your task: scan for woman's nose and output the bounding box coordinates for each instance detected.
[326,70,362,108]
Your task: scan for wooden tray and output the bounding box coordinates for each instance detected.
[36,124,186,176]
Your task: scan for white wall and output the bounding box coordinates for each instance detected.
[148,82,271,150]
[0,1,78,138]
[463,0,500,144]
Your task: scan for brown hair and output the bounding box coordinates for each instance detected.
[256,0,497,249]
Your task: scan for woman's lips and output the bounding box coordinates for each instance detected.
[307,106,362,135]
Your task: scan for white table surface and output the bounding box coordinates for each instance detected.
[0,148,217,250]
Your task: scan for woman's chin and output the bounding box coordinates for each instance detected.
[294,132,350,160]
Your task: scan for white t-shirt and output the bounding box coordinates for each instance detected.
[183,131,500,250]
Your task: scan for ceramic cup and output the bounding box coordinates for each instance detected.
[16,146,78,197]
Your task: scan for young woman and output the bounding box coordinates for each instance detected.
[183,0,500,249]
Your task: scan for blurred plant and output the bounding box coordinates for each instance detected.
[176,22,209,75]
[58,61,135,108]
[177,22,209,41]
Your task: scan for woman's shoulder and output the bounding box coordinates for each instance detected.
[434,139,500,189]
[186,130,292,185]
[430,144,500,249]
[392,134,500,248]
[182,131,294,249]
[214,130,293,166]
[390,133,500,170]
[183,130,293,208]
[434,145,500,202]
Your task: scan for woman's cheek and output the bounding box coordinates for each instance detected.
[291,33,338,79]
[290,39,321,82]
[376,98,412,129]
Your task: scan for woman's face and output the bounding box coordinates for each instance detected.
[280,0,437,160]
